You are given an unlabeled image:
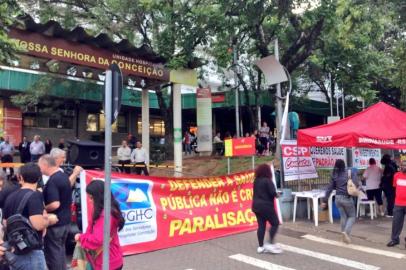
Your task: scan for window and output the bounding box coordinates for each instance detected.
[87,112,128,133]
[23,116,35,127]
[117,115,128,133]
[137,117,165,137]
[23,115,74,129]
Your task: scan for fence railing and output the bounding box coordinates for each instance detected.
[284,169,332,192]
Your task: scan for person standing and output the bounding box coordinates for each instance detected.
[57,138,65,150]
[183,131,191,155]
[74,180,124,270]
[259,122,270,156]
[363,158,384,216]
[30,135,45,162]
[0,136,15,175]
[381,154,398,217]
[252,164,282,254]
[38,155,72,270]
[44,138,52,154]
[213,132,223,155]
[387,160,406,247]
[49,148,82,187]
[2,163,50,270]
[117,140,132,174]
[18,136,31,163]
[130,141,149,176]
[322,159,359,244]
[127,133,137,150]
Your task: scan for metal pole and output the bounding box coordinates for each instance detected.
[227,157,230,174]
[233,44,240,137]
[329,74,333,116]
[336,94,339,117]
[274,39,285,189]
[257,105,261,131]
[102,70,112,270]
[274,38,283,169]
[252,156,255,170]
[342,90,345,118]
[362,98,365,110]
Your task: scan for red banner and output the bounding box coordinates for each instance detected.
[224,137,256,157]
[81,170,259,255]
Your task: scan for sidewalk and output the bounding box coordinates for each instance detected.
[281,215,403,248]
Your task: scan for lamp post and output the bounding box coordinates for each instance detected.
[233,43,240,137]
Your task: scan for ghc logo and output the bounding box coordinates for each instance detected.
[123,208,154,223]
[316,136,333,143]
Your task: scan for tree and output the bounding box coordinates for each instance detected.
[208,0,336,131]
[303,0,406,112]
[0,0,20,64]
[16,0,224,156]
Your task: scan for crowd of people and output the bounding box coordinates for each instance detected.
[117,139,149,176]
[319,155,406,248]
[0,135,124,270]
[212,122,276,156]
[251,154,406,254]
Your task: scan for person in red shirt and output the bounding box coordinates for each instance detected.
[387,160,406,247]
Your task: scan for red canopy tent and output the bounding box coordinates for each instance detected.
[297,102,406,149]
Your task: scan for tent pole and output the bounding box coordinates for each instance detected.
[342,90,345,118]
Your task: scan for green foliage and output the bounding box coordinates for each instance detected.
[0,0,21,64]
[10,76,57,108]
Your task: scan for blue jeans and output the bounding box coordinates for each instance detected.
[335,195,356,234]
[31,154,40,162]
[11,249,46,270]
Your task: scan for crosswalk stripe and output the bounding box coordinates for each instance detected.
[302,234,406,259]
[229,254,296,270]
[279,244,380,270]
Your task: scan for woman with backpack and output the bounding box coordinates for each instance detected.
[74,180,124,270]
[322,159,359,244]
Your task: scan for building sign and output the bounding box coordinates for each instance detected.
[10,28,169,81]
[211,93,225,103]
[224,138,256,157]
[196,88,212,152]
[310,147,346,168]
[352,148,381,169]
[81,170,265,255]
[282,140,318,181]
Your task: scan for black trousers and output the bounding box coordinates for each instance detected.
[135,162,149,176]
[366,188,383,205]
[119,159,131,174]
[391,205,406,241]
[254,208,279,247]
[383,186,396,216]
[44,224,69,270]
[1,154,13,176]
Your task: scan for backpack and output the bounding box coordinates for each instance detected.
[4,191,42,255]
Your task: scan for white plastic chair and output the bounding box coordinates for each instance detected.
[356,194,377,220]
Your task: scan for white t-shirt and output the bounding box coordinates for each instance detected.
[363,165,382,190]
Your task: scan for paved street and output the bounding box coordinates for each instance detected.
[124,217,406,270]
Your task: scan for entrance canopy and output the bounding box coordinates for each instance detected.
[297,102,406,149]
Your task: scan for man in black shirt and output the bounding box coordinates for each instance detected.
[18,136,31,163]
[38,155,72,270]
[3,163,48,270]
